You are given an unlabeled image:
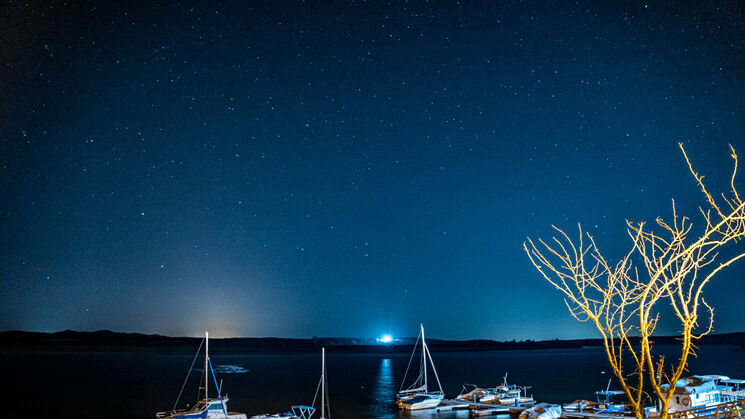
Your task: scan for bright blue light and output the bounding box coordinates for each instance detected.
[378,334,393,344]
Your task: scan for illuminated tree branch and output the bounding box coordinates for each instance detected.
[524,144,745,419]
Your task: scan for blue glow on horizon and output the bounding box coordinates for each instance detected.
[377,334,393,344]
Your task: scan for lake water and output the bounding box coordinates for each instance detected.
[7,345,745,418]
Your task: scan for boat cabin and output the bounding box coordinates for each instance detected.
[198,398,230,418]
[157,397,243,419]
[594,390,626,413]
[659,377,722,413]
[249,406,316,419]
[721,379,745,402]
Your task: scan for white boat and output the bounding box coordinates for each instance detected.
[156,332,247,419]
[651,375,745,418]
[562,399,593,413]
[250,348,330,419]
[661,376,724,413]
[456,384,489,403]
[396,324,445,410]
[658,375,745,413]
[249,406,315,419]
[482,387,533,405]
[562,379,633,417]
[519,402,561,419]
[479,374,534,405]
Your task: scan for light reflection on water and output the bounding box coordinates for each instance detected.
[372,358,396,419]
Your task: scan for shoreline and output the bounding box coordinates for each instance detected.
[2,329,744,354]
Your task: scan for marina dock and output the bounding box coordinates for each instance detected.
[435,399,471,411]
[436,399,536,416]
[563,412,633,419]
[430,398,745,418]
[667,400,745,419]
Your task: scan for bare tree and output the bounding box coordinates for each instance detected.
[524,144,745,419]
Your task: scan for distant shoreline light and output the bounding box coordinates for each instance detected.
[377,334,393,344]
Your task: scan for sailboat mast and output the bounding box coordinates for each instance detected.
[205,331,209,401]
[421,324,427,392]
[321,347,326,419]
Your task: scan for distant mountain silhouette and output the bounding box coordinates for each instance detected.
[1,329,744,353]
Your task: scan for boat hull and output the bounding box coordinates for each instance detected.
[519,403,561,419]
[157,411,208,419]
[158,410,246,419]
[397,393,444,410]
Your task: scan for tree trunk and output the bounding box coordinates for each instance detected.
[659,398,670,419]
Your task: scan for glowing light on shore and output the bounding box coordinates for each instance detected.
[377,334,393,344]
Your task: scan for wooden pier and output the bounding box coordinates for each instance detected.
[667,400,745,419]
[431,399,745,418]
[435,399,471,411]
[563,400,745,419]
[562,412,634,419]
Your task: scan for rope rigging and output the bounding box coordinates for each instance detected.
[172,336,205,412]
[310,359,331,418]
[399,331,422,392]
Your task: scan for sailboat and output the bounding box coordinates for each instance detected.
[250,348,330,419]
[156,332,248,419]
[396,324,444,410]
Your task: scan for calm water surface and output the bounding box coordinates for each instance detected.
[7,345,745,418]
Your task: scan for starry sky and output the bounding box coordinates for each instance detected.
[2,1,745,340]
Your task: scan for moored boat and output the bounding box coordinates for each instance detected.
[519,402,561,419]
[456,384,489,403]
[481,387,534,405]
[249,406,315,419]
[469,373,534,405]
[250,348,330,419]
[396,324,444,410]
[562,382,636,417]
[658,374,745,413]
[156,332,247,419]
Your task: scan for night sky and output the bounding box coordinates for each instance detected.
[2,1,745,340]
